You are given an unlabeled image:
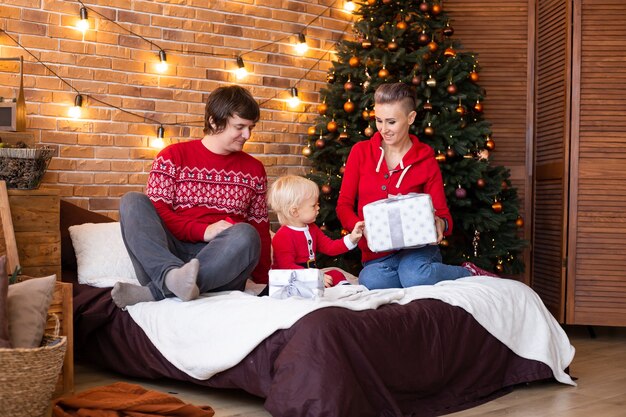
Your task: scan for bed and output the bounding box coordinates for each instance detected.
[60,200,573,417]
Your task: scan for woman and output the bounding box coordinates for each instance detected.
[337,83,494,289]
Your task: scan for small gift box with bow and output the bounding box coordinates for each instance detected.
[268,269,324,299]
[363,193,438,252]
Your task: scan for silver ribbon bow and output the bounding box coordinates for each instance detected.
[275,271,316,299]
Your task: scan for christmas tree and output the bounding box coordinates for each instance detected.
[303,0,526,275]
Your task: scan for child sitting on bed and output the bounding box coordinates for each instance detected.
[268,175,365,287]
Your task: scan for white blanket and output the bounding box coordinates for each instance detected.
[126,277,576,385]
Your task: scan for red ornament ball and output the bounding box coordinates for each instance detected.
[419,2,429,13]
[411,75,422,85]
[339,165,346,174]
[492,201,503,214]
[446,147,456,158]
[315,138,325,149]
[447,84,458,95]
[423,101,433,111]
[418,32,430,45]
[344,81,355,91]
[476,178,486,188]
[443,25,454,37]
[485,137,495,151]
[321,184,332,194]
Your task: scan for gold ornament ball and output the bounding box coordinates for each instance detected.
[446,147,456,158]
[516,216,525,228]
[422,52,431,61]
[396,21,408,30]
[302,146,312,157]
[339,131,349,140]
[431,4,442,15]
[362,110,370,120]
[315,138,326,149]
[439,238,449,247]
[378,67,390,78]
[485,138,496,151]
[426,77,437,87]
[435,152,446,163]
[447,83,458,95]
[423,101,433,111]
[327,120,338,132]
[364,126,375,137]
[362,39,372,49]
[382,0,392,4]
[341,229,350,237]
[456,105,465,115]
[427,41,438,52]
[343,100,355,113]
[368,0,377,5]
[418,32,430,44]
[327,73,336,83]
[492,201,503,214]
[495,263,504,273]
[307,126,316,136]
[317,102,328,115]
[474,102,483,112]
[443,25,454,37]
[469,71,479,82]
[388,41,399,51]
[349,56,360,68]
[424,125,435,136]
[369,109,376,120]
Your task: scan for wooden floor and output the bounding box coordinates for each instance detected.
[72,325,626,417]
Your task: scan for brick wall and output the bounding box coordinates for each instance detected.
[0,0,351,218]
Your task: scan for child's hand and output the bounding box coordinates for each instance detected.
[349,221,365,244]
[323,274,333,288]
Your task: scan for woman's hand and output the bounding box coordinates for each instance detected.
[434,216,445,243]
[203,220,233,242]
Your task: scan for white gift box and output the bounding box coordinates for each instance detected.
[268,269,324,299]
[363,193,438,252]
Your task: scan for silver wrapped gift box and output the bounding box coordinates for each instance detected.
[268,269,325,299]
[363,193,438,252]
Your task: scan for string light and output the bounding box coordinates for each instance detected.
[68,94,83,119]
[287,87,300,109]
[156,49,168,73]
[235,55,248,80]
[76,6,89,33]
[151,125,165,149]
[295,33,308,55]
[344,0,355,12]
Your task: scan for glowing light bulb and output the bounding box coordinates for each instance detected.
[235,56,248,80]
[344,0,355,12]
[287,87,300,109]
[68,94,83,119]
[151,126,165,149]
[295,33,308,55]
[156,50,168,73]
[76,7,89,33]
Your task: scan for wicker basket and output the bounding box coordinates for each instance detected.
[0,335,67,417]
[0,147,55,190]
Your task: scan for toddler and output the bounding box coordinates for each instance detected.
[268,175,365,287]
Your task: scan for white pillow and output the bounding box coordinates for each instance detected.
[68,222,139,287]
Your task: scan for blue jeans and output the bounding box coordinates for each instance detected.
[119,192,260,300]
[358,245,471,289]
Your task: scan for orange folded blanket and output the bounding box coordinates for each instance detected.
[52,382,215,417]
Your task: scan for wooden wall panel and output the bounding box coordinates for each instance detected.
[568,0,626,325]
[533,0,569,321]
[446,0,533,283]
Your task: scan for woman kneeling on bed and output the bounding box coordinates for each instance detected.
[111,85,272,308]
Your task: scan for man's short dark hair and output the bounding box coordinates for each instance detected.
[203,85,260,135]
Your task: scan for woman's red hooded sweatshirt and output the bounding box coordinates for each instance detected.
[336,131,453,264]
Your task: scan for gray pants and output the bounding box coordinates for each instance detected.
[119,192,260,300]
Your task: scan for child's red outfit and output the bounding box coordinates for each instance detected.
[271,224,357,286]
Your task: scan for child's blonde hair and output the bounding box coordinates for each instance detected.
[268,175,319,225]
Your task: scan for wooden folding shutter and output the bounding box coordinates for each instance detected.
[533,0,570,321]
[566,0,626,325]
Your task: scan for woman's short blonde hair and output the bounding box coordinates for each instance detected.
[268,175,319,225]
